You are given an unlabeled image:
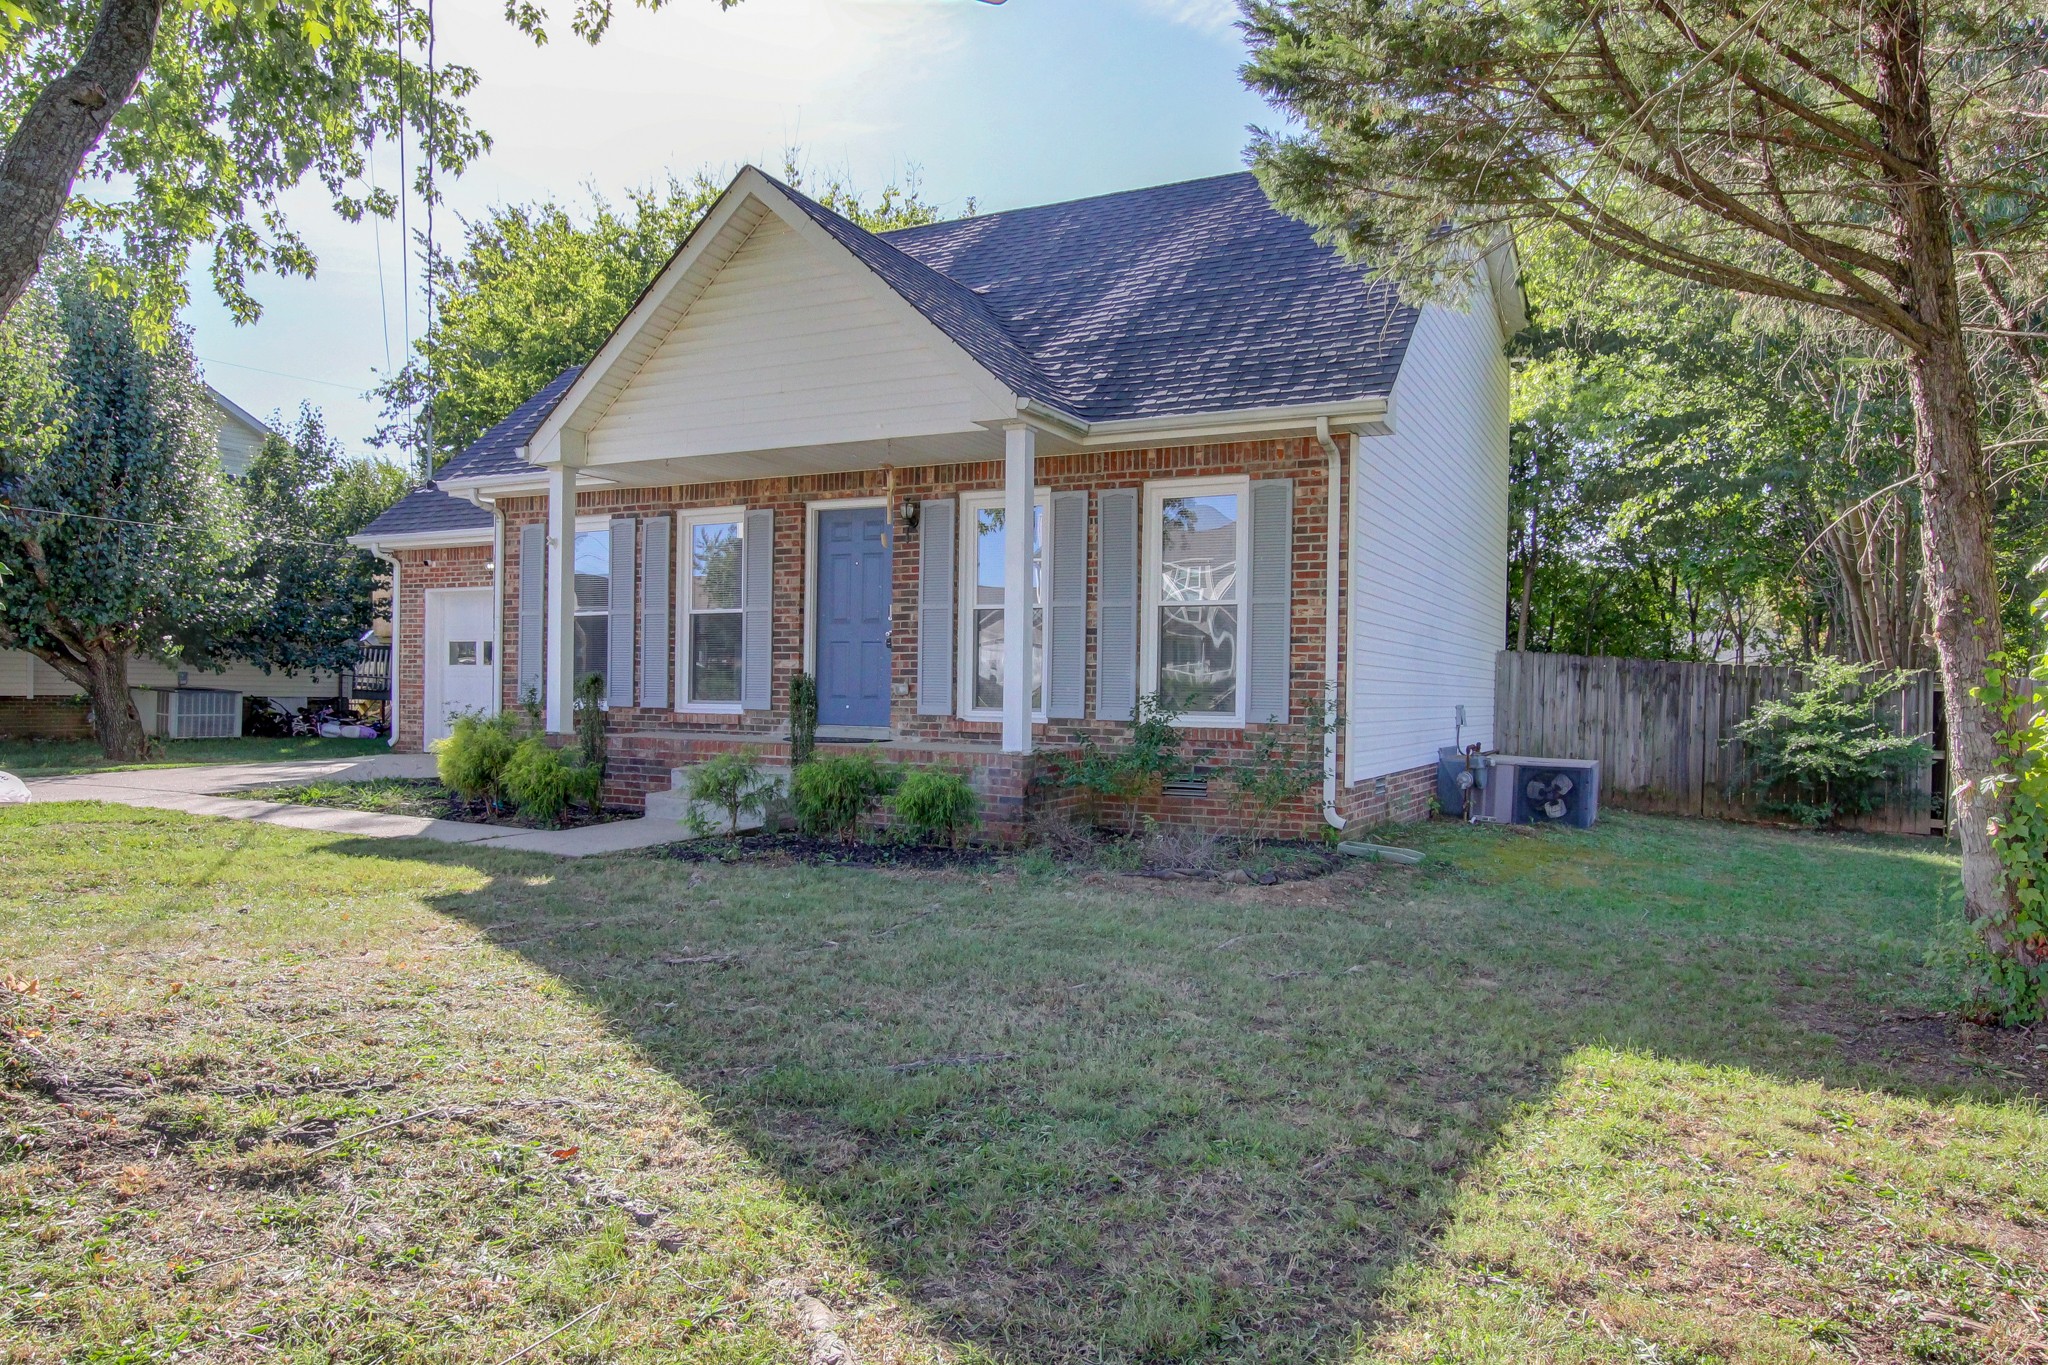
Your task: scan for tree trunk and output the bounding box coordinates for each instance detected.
[1873,0,2027,967]
[0,0,165,321]
[33,640,149,760]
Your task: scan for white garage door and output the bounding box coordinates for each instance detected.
[425,588,496,743]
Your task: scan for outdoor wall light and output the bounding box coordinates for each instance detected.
[898,499,921,532]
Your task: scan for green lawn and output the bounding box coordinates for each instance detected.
[2,805,2042,1364]
[0,734,390,779]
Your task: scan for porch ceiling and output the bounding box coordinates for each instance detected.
[579,426,1033,488]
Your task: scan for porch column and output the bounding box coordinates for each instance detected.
[545,459,580,734]
[1002,424,1035,754]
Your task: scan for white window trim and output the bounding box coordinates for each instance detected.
[547,515,617,708]
[1142,475,1251,728]
[958,488,1050,723]
[674,505,748,716]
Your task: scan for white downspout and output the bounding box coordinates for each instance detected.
[1316,417,1345,830]
[373,548,402,750]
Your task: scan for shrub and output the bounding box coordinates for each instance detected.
[1225,696,1342,841]
[889,768,979,845]
[575,671,607,776]
[1730,656,1930,827]
[791,752,892,840]
[435,712,520,804]
[686,748,781,834]
[1052,693,1186,835]
[789,671,819,769]
[501,736,600,826]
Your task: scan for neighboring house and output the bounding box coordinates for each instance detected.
[351,168,1522,838]
[0,388,352,741]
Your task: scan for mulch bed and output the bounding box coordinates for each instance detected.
[652,832,999,870]
[1121,840,1349,885]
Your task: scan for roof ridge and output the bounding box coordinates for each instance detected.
[878,169,1256,239]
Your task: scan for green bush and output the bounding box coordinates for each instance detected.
[1730,656,1930,827]
[501,736,601,826]
[889,768,979,845]
[434,712,520,804]
[789,671,819,769]
[686,748,780,834]
[1225,696,1341,841]
[1052,693,1186,835]
[574,671,607,776]
[790,752,893,840]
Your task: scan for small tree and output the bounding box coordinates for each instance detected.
[1225,697,1341,842]
[1053,693,1187,836]
[685,748,780,835]
[1731,657,1931,827]
[788,670,819,769]
[0,252,256,760]
[574,671,606,776]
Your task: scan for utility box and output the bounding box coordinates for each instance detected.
[1476,755,1600,828]
[134,688,242,740]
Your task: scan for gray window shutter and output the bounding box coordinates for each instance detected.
[517,521,546,710]
[1096,487,1138,722]
[741,508,774,711]
[917,498,955,715]
[1246,479,1293,724]
[640,514,671,710]
[1046,491,1087,718]
[606,517,637,707]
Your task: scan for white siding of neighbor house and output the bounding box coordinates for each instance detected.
[0,649,340,698]
[1349,281,1512,783]
[585,215,1010,466]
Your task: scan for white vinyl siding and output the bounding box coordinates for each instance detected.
[585,216,1007,465]
[0,650,345,698]
[1349,280,1513,782]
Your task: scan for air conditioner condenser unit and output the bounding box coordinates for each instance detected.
[1475,755,1600,829]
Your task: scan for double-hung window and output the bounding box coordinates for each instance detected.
[571,524,611,692]
[959,489,1047,719]
[1143,478,1248,724]
[679,510,745,709]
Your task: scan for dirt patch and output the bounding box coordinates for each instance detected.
[653,831,1000,871]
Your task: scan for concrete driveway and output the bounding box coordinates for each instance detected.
[17,752,682,858]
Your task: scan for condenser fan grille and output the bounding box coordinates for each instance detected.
[1522,770,1578,821]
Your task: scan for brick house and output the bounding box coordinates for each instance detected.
[350,167,1522,840]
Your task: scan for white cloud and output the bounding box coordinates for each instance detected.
[1128,0,1241,35]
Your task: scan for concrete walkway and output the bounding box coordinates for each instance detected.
[18,753,684,858]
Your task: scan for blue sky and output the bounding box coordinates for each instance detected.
[184,0,1277,459]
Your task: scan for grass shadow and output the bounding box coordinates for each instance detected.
[365,809,2021,1362]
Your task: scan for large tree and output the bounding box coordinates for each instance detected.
[0,250,255,758]
[375,163,955,469]
[0,0,736,329]
[1245,0,2048,984]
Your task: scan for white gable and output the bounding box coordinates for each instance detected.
[582,212,1013,467]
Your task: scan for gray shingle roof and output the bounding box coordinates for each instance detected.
[852,171,1418,423]
[427,170,1422,504]
[438,366,585,482]
[355,484,495,540]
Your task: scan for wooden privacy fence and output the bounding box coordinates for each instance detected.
[1493,651,1943,836]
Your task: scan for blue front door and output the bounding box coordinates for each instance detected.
[815,507,892,728]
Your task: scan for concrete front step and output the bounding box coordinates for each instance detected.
[643,763,792,834]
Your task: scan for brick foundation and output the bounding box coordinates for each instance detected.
[0,695,92,741]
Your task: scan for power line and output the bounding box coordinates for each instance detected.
[199,357,368,393]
